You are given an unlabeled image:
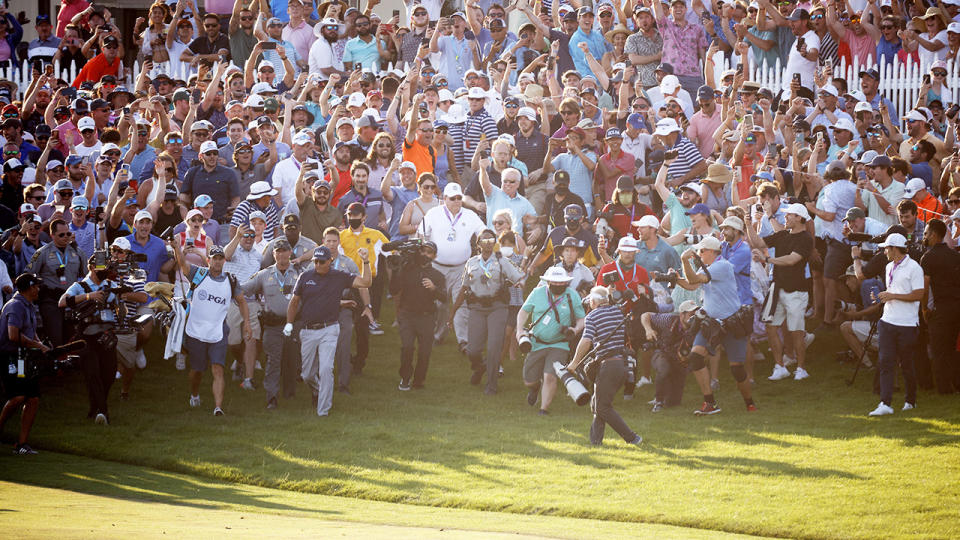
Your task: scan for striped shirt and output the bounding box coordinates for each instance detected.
[230,200,281,241]
[224,246,263,300]
[582,304,627,360]
[454,109,499,172]
[664,136,704,184]
[119,277,146,324]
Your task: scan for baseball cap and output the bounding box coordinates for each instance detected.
[563,204,583,220]
[273,238,292,252]
[3,158,25,172]
[678,300,700,313]
[605,128,623,139]
[54,179,74,191]
[208,245,226,258]
[786,8,810,20]
[399,161,417,172]
[684,203,711,216]
[111,237,132,251]
[697,85,715,100]
[878,233,907,248]
[443,183,463,198]
[194,194,214,207]
[313,246,333,261]
[869,155,892,168]
[164,186,180,201]
[77,117,96,131]
[283,213,301,228]
[633,214,660,229]
[19,203,37,214]
[626,113,644,129]
[71,196,89,210]
[653,118,681,136]
[903,177,927,198]
[346,202,365,215]
[694,236,722,252]
[134,210,153,223]
[312,179,331,190]
[199,140,218,154]
[617,236,638,252]
[843,207,866,222]
[720,216,745,232]
[554,170,571,185]
[784,203,811,221]
[541,266,574,283]
[15,273,41,292]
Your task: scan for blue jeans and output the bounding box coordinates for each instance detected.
[877,320,918,406]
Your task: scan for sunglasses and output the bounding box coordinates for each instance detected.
[448,195,463,201]
[56,232,74,238]
[104,44,119,49]
[59,191,74,198]
[260,68,275,73]
[421,184,437,190]
[189,217,204,223]
[880,24,894,29]
[242,232,256,238]
[166,137,184,144]
[505,103,519,109]
[324,25,339,31]
[3,150,18,156]
[203,151,219,156]
[237,148,252,154]
[599,12,613,17]
[435,127,448,133]
[414,11,428,16]
[419,128,434,132]
[137,130,149,136]
[934,70,948,77]
[561,110,579,116]
[811,14,824,20]
[436,81,448,87]
[204,24,219,28]
[240,16,254,21]
[27,195,44,201]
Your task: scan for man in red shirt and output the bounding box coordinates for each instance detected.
[596,236,650,302]
[595,128,637,201]
[325,141,355,207]
[72,35,121,88]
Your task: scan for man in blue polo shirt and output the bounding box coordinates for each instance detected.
[478,158,535,236]
[125,210,173,283]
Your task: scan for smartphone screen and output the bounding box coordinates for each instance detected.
[392,9,400,18]
[262,42,277,50]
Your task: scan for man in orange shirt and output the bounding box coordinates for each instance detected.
[72,35,121,88]
[903,177,945,222]
[325,141,355,207]
[402,93,435,178]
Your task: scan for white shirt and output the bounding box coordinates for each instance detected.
[782,30,820,98]
[74,141,103,159]
[881,255,924,327]
[271,156,321,208]
[919,30,949,66]
[419,204,486,266]
[166,40,192,81]
[309,38,341,80]
[185,271,233,342]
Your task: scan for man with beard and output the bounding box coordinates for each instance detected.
[182,13,231,68]
[687,86,722,159]
[920,219,960,394]
[899,109,944,163]
[625,6,664,89]
[343,14,380,71]
[273,131,317,208]
[72,35,122,87]
[181,141,241,225]
[653,159,700,247]
[403,94,436,178]
[28,219,84,346]
[309,17,345,80]
[298,174,344,245]
[325,140,356,207]
[528,204,600,273]
[229,3,257,68]
[261,214,318,271]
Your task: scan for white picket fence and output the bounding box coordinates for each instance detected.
[2,54,955,127]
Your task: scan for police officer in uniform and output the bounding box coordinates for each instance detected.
[451,228,523,394]
[284,246,371,417]
[0,274,46,454]
[59,256,124,425]
[242,239,300,409]
[27,219,83,345]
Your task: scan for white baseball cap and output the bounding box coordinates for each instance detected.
[517,106,537,121]
[653,118,681,136]
[903,177,927,198]
[830,117,856,134]
[399,161,417,172]
[694,236,722,252]
[111,237,132,250]
[541,266,574,283]
[134,210,153,223]
[784,203,811,221]
[632,214,660,229]
[443,183,463,197]
[720,216,745,232]
[199,140,218,154]
[77,117,96,131]
[347,92,366,108]
[617,236,638,252]
[878,232,907,248]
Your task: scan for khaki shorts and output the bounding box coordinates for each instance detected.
[851,320,880,348]
[227,299,261,345]
[767,290,808,332]
[522,347,568,384]
[115,332,144,369]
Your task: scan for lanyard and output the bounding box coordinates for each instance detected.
[273,266,292,288]
[615,259,636,284]
[888,257,905,287]
[443,206,461,230]
[477,256,494,278]
[332,257,341,271]
[55,248,68,268]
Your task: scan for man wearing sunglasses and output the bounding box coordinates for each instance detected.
[1,118,39,166]
[182,13,231,67]
[228,4,257,69]
[182,141,242,225]
[27,219,84,346]
[72,35,122,88]
[309,17,346,81]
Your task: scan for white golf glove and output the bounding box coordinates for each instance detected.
[282,323,293,337]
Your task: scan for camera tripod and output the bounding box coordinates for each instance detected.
[846,319,879,386]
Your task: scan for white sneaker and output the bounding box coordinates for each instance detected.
[176,353,186,371]
[793,367,809,380]
[189,395,201,408]
[135,350,147,370]
[213,407,224,416]
[255,361,263,370]
[636,376,652,387]
[768,364,791,381]
[804,332,815,348]
[902,402,916,411]
[94,413,108,425]
[647,397,658,405]
[868,402,894,416]
[115,370,122,380]
[783,355,797,367]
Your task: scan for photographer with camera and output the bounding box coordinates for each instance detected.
[758,204,815,382]
[566,286,643,447]
[27,219,84,346]
[452,228,523,395]
[390,241,445,391]
[516,267,586,415]
[675,236,756,415]
[640,300,701,412]
[0,274,46,454]
[108,238,150,402]
[920,219,960,395]
[241,239,300,410]
[59,254,127,425]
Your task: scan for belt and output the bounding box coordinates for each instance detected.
[305,321,338,330]
[434,261,462,267]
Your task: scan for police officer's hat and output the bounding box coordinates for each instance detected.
[559,236,581,250]
[563,204,583,220]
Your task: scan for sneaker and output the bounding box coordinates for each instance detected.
[176,353,186,371]
[13,443,37,455]
[636,376,652,388]
[135,351,147,369]
[651,401,664,413]
[783,355,797,367]
[694,402,722,416]
[213,407,224,416]
[746,403,758,412]
[189,395,201,408]
[629,435,643,446]
[537,409,549,416]
[240,379,255,390]
[266,398,278,410]
[94,413,108,425]
[647,397,658,405]
[710,378,720,391]
[793,367,809,380]
[369,321,384,335]
[868,402,894,416]
[526,382,541,406]
[398,379,411,391]
[804,332,815,348]
[768,364,791,381]
[115,370,121,380]
[498,365,504,377]
[902,402,916,411]
[255,361,263,370]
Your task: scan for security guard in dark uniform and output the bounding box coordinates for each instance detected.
[0,274,46,455]
[26,219,83,345]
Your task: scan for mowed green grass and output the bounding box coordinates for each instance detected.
[0,453,759,539]
[4,304,960,539]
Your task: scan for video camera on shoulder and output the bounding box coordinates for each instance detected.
[383,238,424,269]
[601,271,636,305]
